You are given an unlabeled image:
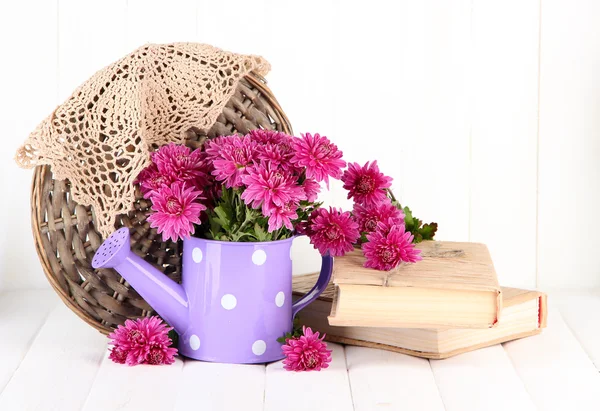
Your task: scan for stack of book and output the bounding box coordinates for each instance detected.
[293,241,547,359]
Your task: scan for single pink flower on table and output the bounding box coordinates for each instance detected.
[108,345,128,364]
[291,133,346,185]
[151,143,209,188]
[341,161,392,207]
[362,222,422,271]
[205,135,257,188]
[353,201,405,234]
[267,202,298,232]
[282,326,332,372]
[147,182,205,242]
[108,316,178,366]
[136,164,173,199]
[145,344,177,365]
[307,207,359,256]
[241,164,306,214]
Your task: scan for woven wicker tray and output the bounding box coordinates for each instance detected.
[31,73,291,334]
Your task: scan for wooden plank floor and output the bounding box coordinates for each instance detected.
[0,289,598,411]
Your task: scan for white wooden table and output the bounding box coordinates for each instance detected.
[0,289,598,411]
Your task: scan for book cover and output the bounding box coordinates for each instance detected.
[293,273,546,359]
[329,241,502,328]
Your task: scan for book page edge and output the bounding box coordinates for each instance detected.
[326,328,543,360]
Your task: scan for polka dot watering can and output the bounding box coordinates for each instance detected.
[92,228,333,364]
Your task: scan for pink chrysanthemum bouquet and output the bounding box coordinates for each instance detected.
[136,130,437,270]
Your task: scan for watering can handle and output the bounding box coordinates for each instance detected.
[291,254,334,318]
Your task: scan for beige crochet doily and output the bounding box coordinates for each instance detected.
[15,43,270,237]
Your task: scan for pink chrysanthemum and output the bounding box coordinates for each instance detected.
[291,133,346,185]
[341,161,393,207]
[301,178,321,203]
[145,344,177,365]
[147,182,205,242]
[267,202,298,232]
[151,143,209,187]
[250,130,296,171]
[205,135,257,188]
[294,220,310,236]
[108,345,128,364]
[307,207,360,256]
[362,223,422,270]
[136,164,173,199]
[353,202,405,234]
[108,316,178,366]
[282,326,332,372]
[247,129,290,145]
[241,164,305,214]
[256,142,295,171]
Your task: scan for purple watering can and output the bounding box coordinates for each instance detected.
[92,228,333,364]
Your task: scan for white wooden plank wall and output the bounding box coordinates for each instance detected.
[537,0,600,289]
[0,1,59,290]
[469,0,539,289]
[1,0,599,291]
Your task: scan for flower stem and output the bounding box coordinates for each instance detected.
[237,213,253,234]
[387,188,398,203]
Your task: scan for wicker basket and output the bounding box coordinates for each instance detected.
[31,73,291,334]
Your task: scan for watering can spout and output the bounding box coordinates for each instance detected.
[92,228,189,334]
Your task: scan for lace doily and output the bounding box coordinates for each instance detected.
[15,43,270,237]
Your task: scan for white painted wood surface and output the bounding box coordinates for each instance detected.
[503,307,600,411]
[430,345,536,411]
[552,290,600,369]
[175,362,265,411]
[345,346,445,411]
[0,291,57,392]
[3,0,600,292]
[0,289,598,410]
[0,304,106,411]
[264,343,354,411]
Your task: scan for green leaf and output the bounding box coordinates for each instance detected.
[276,318,303,343]
[168,328,179,347]
[359,232,368,244]
[213,206,231,231]
[276,332,294,344]
[403,206,415,228]
[254,223,267,242]
[419,222,438,241]
[209,212,221,234]
[397,204,438,244]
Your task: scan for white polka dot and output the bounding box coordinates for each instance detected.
[192,247,203,263]
[252,249,267,266]
[221,294,237,310]
[252,340,267,355]
[189,335,200,350]
[275,291,285,307]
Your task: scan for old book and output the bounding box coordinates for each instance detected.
[293,273,547,359]
[329,241,502,328]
